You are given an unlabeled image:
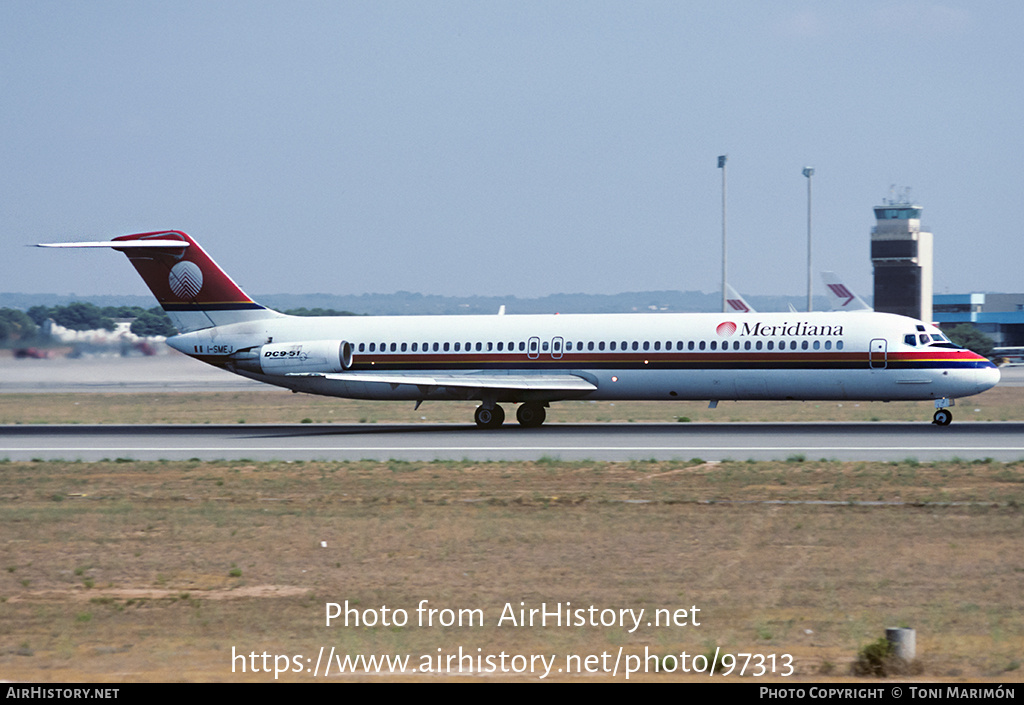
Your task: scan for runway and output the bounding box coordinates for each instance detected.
[2,421,1023,462]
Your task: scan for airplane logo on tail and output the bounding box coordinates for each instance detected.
[169,261,204,299]
[826,283,855,307]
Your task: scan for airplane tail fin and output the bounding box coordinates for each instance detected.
[38,231,284,333]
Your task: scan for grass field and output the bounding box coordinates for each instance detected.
[0,456,1021,682]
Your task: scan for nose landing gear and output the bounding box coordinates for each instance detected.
[933,398,954,426]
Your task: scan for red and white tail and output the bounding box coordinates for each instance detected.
[38,231,283,333]
[821,271,872,311]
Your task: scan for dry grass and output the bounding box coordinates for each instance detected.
[0,383,1021,425]
[1,458,1021,682]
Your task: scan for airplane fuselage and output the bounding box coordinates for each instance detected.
[166,310,997,406]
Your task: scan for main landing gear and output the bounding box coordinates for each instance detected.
[473,402,547,428]
[473,404,504,429]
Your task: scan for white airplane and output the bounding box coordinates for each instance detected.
[38,231,999,427]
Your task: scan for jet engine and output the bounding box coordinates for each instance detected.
[230,340,353,375]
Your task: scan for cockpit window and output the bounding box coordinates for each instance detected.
[927,332,959,349]
[904,334,917,346]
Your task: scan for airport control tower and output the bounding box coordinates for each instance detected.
[871,192,933,322]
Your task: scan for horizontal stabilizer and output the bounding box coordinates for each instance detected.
[37,240,190,249]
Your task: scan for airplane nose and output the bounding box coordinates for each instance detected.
[976,364,1001,393]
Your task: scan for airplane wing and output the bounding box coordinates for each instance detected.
[821,272,872,311]
[289,371,597,394]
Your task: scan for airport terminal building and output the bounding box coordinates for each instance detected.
[933,293,1024,347]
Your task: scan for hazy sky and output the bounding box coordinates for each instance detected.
[3,1,1022,301]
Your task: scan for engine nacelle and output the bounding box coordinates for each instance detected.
[231,340,353,375]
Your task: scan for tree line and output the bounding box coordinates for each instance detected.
[0,304,358,343]
[0,303,996,358]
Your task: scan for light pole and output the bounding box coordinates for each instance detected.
[719,155,728,313]
[803,166,814,312]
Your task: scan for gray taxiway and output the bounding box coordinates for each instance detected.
[2,421,1022,462]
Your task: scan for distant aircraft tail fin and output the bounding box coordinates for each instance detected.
[725,284,756,313]
[38,231,284,333]
[821,272,872,311]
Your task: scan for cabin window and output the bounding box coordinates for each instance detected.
[653,341,661,351]
[610,341,617,351]
[643,341,650,351]
[631,341,638,351]
[588,341,594,351]
[824,340,831,350]
[755,341,762,350]
[400,342,407,352]
[836,341,844,350]
[813,340,820,350]
[598,341,605,351]
[443,342,450,352]
[699,341,706,351]
[790,341,797,350]
[767,341,774,350]
[801,341,808,350]
[710,341,717,351]
[358,343,365,352]
[476,342,482,351]
[497,342,504,351]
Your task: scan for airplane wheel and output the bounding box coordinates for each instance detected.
[933,409,952,426]
[516,403,546,428]
[474,404,504,428]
